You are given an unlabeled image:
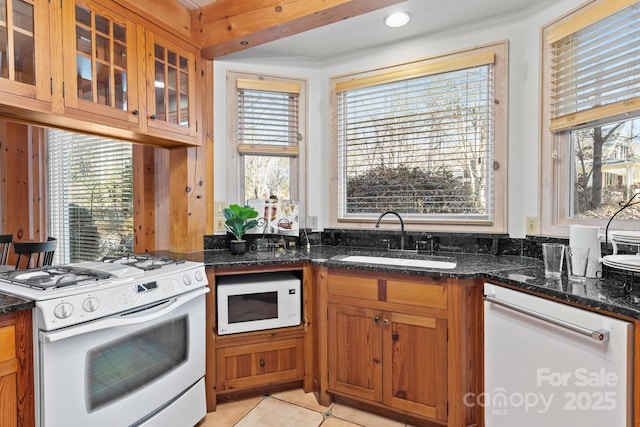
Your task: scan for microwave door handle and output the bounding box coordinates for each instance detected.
[41,287,209,344]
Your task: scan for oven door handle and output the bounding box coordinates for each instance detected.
[41,287,209,343]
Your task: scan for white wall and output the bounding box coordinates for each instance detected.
[213,0,586,237]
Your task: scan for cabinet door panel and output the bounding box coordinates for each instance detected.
[383,312,447,422]
[216,338,304,393]
[63,0,138,123]
[145,32,197,138]
[327,303,382,402]
[0,0,50,101]
[0,373,17,427]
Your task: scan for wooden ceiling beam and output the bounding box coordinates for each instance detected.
[194,0,407,59]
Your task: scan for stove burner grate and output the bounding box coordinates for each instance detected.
[101,254,185,271]
[0,266,112,290]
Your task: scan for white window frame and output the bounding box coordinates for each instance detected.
[226,70,307,221]
[540,0,640,235]
[329,41,508,232]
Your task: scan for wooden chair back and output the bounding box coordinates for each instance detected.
[0,234,12,265]
[13,237,57,269]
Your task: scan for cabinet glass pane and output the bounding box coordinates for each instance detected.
[113,42,125,68]
[0,2,7,79]
[0,0,34,85]
[95,62,109,106]
[75,4,90,27]
[167,67,176,124]
[76,26,91,55]
[180,56,187,72]
[12,0,32,33]
[154,57,165,120]
[13,29,33,84]
[74,3,127,111]
[95,34,109,62]
[179,70,188,126]
[95,13,108,36]
[76,54,92,101]
[114,69,126,109]
[113,23,124,43]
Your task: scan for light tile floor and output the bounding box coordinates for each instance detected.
[197,389,413,427]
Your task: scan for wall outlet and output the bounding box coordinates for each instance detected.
[308,215,318,230]
[214,201,226,233]
[526,216,539,235]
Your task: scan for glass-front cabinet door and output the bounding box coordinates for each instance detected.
[0,0,49,100]
[62,0,138,123]
[144,31,197,139]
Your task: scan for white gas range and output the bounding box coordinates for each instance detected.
[0,254,209,427]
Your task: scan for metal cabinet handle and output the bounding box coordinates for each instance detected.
[484,294,609,341]
[374,316,380,323]
[259,359,265,367]
[150,114,157,120]
[383,319,390,326]
[132,109,139,116]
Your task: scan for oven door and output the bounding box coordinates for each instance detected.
[36,287,208,427]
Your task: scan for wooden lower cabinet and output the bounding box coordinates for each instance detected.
[322,270,479,426]
[0,310,34,427]
[328,304,448,423]
[216,338,305,393]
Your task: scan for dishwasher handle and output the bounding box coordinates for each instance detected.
[484,293,609,342]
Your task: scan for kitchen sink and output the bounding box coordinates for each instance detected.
[336,254,457,269]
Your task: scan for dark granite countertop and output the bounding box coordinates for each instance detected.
[0,293,34,315]
[201,245,640,321]
[5,246,638,320]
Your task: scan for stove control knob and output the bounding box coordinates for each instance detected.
[195,270,204,282]
[83,297,100,313]
[183,274,192,286]
[54,302,74,319]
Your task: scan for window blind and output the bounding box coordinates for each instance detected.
[337,64,494,219]
[47,130,133,263]
[237,79,300,156]
[549,1,640,131]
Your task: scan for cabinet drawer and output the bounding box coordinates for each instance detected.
[216,338,304,393]
[328,274,378,300]
[0,326,15,363]
[387,280,447,309]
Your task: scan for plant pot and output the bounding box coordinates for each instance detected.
[229,240,248,255]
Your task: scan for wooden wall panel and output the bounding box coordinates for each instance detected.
[0,122,47,249]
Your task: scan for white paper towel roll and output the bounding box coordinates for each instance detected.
[569,225,601,278]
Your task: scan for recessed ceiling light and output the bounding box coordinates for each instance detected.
[384,11,412,28]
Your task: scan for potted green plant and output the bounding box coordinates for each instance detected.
[223,204,259,254]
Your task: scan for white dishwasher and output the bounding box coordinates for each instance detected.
[483,282,633,427]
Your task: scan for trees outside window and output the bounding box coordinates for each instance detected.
[331,42,507,231]
[48,129,133,263]
[541,0,640,234]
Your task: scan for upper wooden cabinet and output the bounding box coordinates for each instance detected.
[59,0,200,145]
[0,0,51,103]
[140,30,199,141]
[62,0,140,125]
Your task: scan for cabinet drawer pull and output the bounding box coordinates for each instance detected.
[374,316,380,323]
[383,319,390,326]
[259,359,265,367]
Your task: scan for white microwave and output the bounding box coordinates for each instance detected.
[216,272,301,335]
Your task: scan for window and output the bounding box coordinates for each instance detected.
[47,129,133,263]
[330,42,507,231]
[227,71,306,212]
[542,0,640,234]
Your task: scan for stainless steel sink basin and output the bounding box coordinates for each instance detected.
[337,254,457,269]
